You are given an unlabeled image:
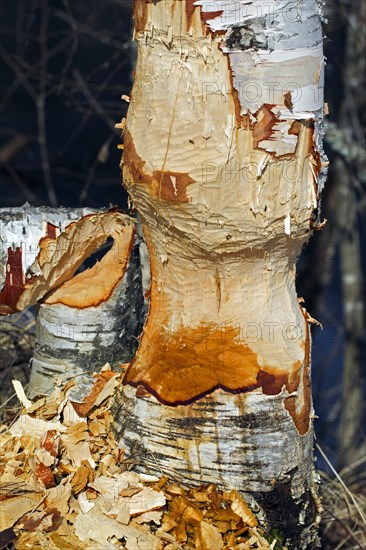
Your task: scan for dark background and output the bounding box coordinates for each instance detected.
[0,0,365,472]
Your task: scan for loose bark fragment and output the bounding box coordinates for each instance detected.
[44,215,134,309]
[72,368,121,417]
[34,460,55,488]
[252,105,278,149]
[41,430,59,458]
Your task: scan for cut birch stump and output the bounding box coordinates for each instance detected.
[113,1,328,548]
[0,207,144,396]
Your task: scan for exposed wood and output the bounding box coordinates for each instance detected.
[115,1,327,547]
[122,0,326,407]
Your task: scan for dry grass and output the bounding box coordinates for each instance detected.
[318,448,366,550]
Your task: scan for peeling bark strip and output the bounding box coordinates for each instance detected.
[118,1,326,546]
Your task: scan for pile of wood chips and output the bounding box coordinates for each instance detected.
[0,365,281,549]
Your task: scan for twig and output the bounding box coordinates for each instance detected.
[58,0,79,91]
[2,162,38,203]
[72,69,117,131]
[52,7,131,51]
[36,95,57,206]
[37,3,57,206]
[79,131,115,202]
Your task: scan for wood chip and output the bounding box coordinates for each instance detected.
[72,370,120,417]
[77,492,95,514]
[9,415,67,437]
[124,487,166,516]
[196,521,223,550]
[46,483,71,516]
[75,506,162,549]
[0,363,270,549]
[62,400,84,426]
[0,493,44,530]
[71,460,95,494]
[12,380,32,409]
[230,492,258,527]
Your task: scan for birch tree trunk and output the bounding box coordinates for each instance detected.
[113,1,327,547]
[0,207,144,397]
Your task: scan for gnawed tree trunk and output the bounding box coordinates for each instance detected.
[113,1,327,547]
[0,207,144,396]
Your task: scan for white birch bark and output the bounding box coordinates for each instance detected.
[114,1,327,547]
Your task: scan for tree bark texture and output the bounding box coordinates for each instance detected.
[114,1,327,548]
[0,207,144,397]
